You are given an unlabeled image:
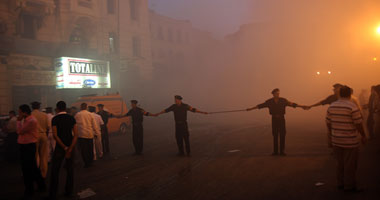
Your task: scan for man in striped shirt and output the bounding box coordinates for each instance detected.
[326,86,367,192]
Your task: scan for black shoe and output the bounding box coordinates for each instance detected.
[271,152,278,156]
[38,185,47,193]
[280,152,287,156]
[84,163,92,168]
[64,192,74,198]
[19,194,33,200]
[43,196,55,200]
[177,152,185,157]
[344,187,363,193]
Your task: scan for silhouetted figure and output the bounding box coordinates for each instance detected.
[326,86,367,192]
[247,88,308,156]
[17,104,46,198]
[89,106,103,160]
[119,100,156,155]
[308,83,343,108]
[366,86,376,138]
[157,95,208,156]
[48,101,78,199]
[372,85,380,138]
[97,104,113,154]
[31,101,50,179]
[4,110,19,162]
[75,103,99,168]
[45,107,55,163]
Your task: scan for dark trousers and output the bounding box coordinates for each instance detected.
[5,132,19,162]
[132,124,144,154]
[367,113,374,138]
[333,146,359,189]
[19,143,45,196]
[101,125,110,153]
[175,122,190,155]
[49,147,74,199]
[272,116,286,154]
[78,138,93,167]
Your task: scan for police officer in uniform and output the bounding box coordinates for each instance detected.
[308,83,343,108]
[122,100,156,155]
[97,104,113,154]
[157,95,208,157]
[247,89,308,156]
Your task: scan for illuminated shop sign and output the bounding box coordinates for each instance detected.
[55,57,111,89]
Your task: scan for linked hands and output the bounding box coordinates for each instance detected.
[247,105,311,111]
[246,106,258,111]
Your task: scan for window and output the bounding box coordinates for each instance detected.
[78,0,92,8]
[185,33,190,43]
[69,26,86,46]
[157,26,164,40]
[21,15,36,39]
[176,30,182,43]
[130,0,139,21]
[109,32,118,53]
[132,37,141,57]
[167,28,173,42]
[107,0,115,14]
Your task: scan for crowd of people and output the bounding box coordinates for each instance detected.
[2,102,114,199]
[0,83,379,199]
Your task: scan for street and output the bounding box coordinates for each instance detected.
[1,118,380,200]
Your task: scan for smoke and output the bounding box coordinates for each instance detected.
[146,0,380,125]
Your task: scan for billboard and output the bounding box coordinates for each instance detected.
[55,57,111,89]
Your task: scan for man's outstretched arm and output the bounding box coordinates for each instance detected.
[246,105,259,111]
[142,109,158,117]
[188,106,208,114]
[287,100,309,110]
[247,101,268,111]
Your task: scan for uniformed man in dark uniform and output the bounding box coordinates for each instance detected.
[247,89,308,156]
[156,95,208,157]
[97,104,113,154]
[121,100,156,155]
[308,83,343,108]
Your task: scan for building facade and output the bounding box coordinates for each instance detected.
[149,10,217,72]
[118,0,153,101]
[0,0,217,114]
[0,0,153,114]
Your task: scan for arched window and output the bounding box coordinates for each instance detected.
[69,26,84,44]
[69,17,94,47]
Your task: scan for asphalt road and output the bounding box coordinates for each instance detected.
[1,119,380,200]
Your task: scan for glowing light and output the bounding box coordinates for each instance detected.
[316,71,320,75]
[328,71,332,74]
[374,57,377,61]
[377,26,380,35]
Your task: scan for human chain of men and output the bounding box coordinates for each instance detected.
[15,83,376,198]
[126,84,360,157]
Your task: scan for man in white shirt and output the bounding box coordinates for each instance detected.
[45,107,55,163]
[88,106,104,160]
[75,103,100,168]
[31,101,49,179]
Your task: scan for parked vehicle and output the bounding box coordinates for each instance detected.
[71,94,131,134]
